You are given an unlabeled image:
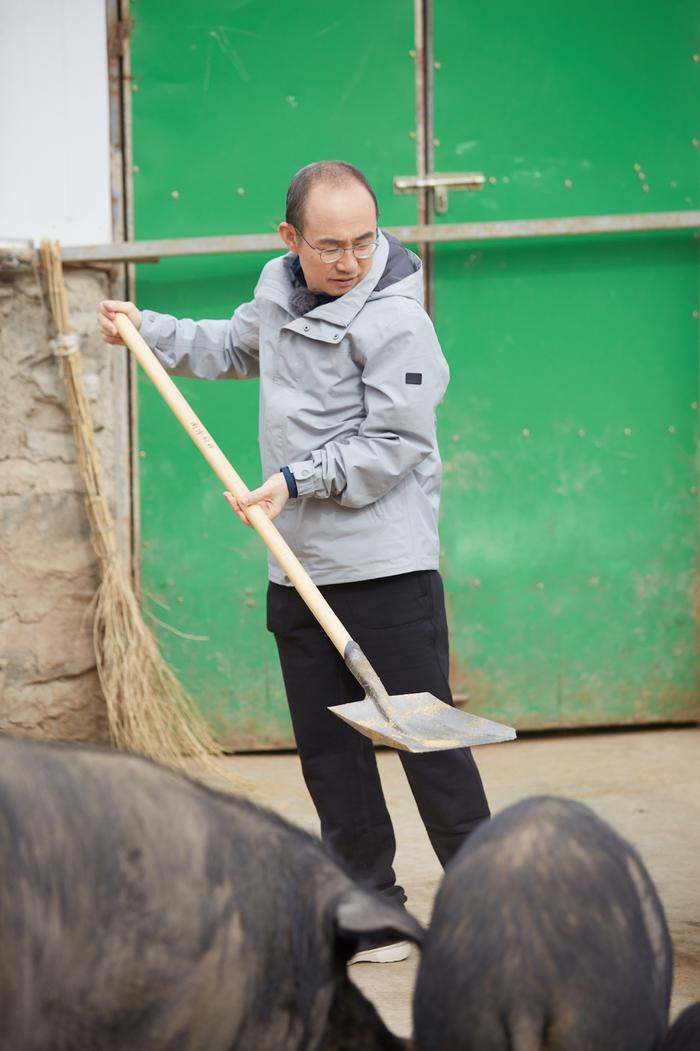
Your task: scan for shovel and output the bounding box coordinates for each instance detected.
[114,313,515,753]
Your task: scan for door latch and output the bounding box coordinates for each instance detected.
[393,172,485,214]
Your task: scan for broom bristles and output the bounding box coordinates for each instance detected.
[94,560,222,768]
[39,239,245,786]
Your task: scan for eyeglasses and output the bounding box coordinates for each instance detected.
[295,229,379,265]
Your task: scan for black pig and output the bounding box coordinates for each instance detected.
[0,734,420,1050]
[413,795,673,1051]
[662,1003,700,1050]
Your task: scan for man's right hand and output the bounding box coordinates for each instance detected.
[98,300,143,345]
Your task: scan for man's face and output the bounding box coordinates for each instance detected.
[279,181,378,297]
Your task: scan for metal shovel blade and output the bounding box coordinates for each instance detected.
[331,641,517,752]
[329,692,516,752]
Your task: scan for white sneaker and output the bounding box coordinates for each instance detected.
[348,940,412,965]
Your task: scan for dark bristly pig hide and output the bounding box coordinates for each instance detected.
[413,795,680,1051]
[660,1003,700,1051]
[0,733,421,1050]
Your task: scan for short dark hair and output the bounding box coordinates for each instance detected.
[285,161,379,231]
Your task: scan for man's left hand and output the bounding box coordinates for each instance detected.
[224,473,290,527]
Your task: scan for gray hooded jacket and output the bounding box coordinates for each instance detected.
[139,230,450,586]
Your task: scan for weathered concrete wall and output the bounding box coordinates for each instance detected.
[0,267,131,741]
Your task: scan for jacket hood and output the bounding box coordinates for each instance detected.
[371,232,422,298]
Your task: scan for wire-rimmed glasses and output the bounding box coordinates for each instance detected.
[295,229,379,264]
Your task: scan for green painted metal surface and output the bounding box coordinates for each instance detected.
[433,0,700,726]
[130,0,416,747]
[131,0,699,744]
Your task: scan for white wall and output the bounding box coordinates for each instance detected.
[0,0,113,247]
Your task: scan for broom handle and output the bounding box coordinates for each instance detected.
[114,313,352,657]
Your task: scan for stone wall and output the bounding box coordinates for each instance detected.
[0,267,131,741]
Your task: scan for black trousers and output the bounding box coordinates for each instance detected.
[267,570,490,904]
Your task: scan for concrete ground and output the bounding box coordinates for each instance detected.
[220,727,699,1040]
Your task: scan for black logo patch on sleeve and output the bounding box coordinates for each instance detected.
[405,372,423,385]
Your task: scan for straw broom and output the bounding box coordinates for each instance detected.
[40,239,229,778]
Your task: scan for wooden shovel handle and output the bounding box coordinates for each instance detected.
[114,313,352,657]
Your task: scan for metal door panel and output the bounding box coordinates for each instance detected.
[431,0,699,726]
[432,2,699,221]
[131,1,416,747]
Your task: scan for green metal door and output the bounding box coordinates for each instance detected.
[131,0,699,746]
[130,0,418,747]
[430,1,700,727]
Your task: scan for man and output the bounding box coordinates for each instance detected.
[99,161,490,963]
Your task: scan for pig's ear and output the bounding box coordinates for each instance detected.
[334,886,423,958]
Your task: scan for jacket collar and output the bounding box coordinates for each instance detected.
[282,231,390,341]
